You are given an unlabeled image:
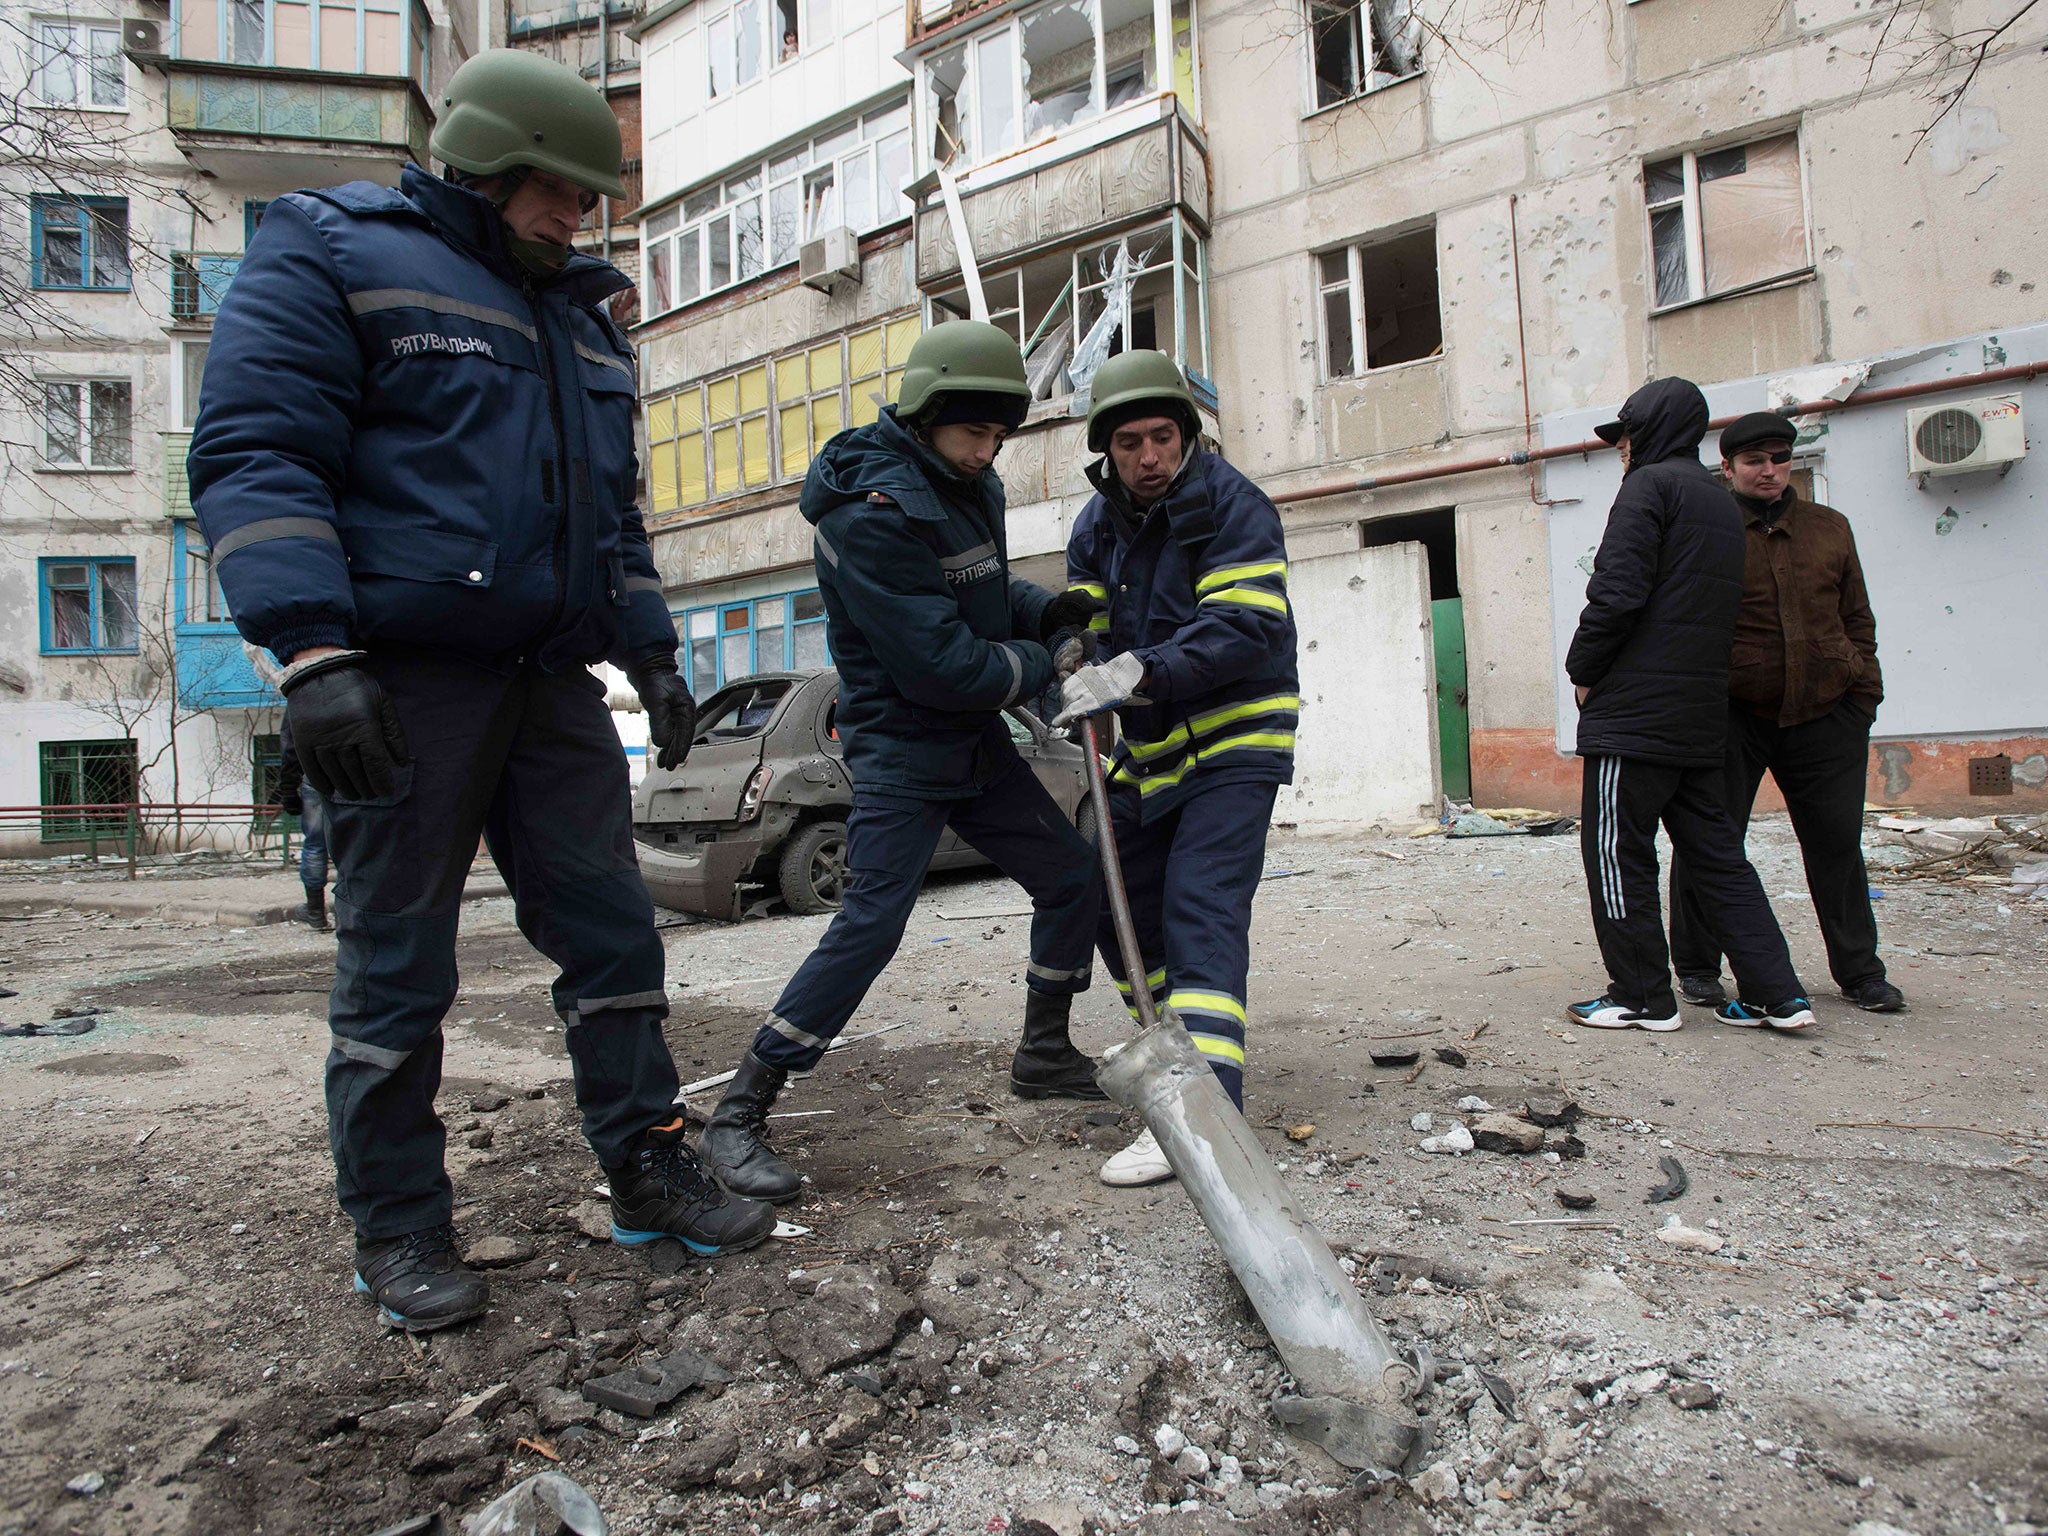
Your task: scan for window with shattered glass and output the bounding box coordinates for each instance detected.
[1645,133,1808,310]
[1311,0,1420,110]
[1317,223,1441,379]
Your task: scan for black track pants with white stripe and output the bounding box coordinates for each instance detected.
[1578,755,1802,1015]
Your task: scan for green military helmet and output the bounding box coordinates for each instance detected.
[1085,349,1200,452]
[896,320,1030,420]
[430,49,626,201]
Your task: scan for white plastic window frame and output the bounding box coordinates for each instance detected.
[640,102,912,320]
[1314,224,1438,382]
[1643,129,1813,315]
[31,18,127,110]
[915,0,1178,178]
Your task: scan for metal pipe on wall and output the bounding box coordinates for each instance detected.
[1268,359,2048,508]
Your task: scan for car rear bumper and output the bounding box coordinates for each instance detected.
[633,830,769,919]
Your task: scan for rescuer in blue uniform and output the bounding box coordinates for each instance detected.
[1053,351,1299,1187]
[190,50,774,1332]
[700,321,1108,1204]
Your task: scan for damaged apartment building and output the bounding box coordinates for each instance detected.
[625,0,2045,821]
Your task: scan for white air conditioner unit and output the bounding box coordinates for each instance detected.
[123,17,163,53]
[799,227,862,293]
[1905,393,2027,477]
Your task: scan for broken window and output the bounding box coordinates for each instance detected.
[1645,132,1809,309]
[1310,0,1421,111]
[1021,0,1094,139]
[1317,223,1442,379]
[921,0,1162,171]
[929,216,1207,404]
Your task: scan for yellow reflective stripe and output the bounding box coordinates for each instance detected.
[1136,730,1298,795]
[1169,990,1246,1023]
[1109,968,1165,994]
[1196,561,1286,595]
[1087,615,1110,631]
[1187,693,1300,738]
[1126,725,1192,763]
[1069,581,1109,599]
[1199,586,1290,615]
[1189,1033,1247,1065]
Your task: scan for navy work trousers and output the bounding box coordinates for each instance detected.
[1098,778,1278,1109]
[1669,698,1885,992]
[323,652,679,1239]
[754,755,1099,1072]
[1579,754,1803,1017]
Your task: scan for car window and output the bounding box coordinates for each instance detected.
[1004,708,1039,746]
[695,680,794,742]
[818,695,843,754]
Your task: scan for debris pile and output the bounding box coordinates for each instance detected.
[1868,812,2048,890]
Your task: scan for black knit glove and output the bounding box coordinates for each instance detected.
[631,658,698,771]
[1039,590,1105,642]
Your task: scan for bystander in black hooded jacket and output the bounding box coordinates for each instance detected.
[1567,377,1746,766]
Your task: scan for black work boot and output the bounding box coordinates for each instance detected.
[608,1111,778,1253]
[701,1055,802,1204]
[353,1224,488,1333]
[299,885,329,930]
[1010,991,1107,1101]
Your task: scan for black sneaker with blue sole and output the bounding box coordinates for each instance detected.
[607,1113,777,1257]
[352,1224,488,1333]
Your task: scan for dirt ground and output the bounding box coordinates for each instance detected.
[1,816,2043,1536]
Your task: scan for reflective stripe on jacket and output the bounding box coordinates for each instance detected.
[190,164,674,672]
[1066,446,1299,823]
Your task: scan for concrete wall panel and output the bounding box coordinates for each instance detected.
[1633,0,1789,84]
[1423,0,1623,144]
[1454,495,1555,733]
[1649,280,1821,383]
[1301,77,1427,186]
[1320,359,1447,460]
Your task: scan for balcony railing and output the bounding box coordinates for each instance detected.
[163,431,194,518]
[159,59,433,163]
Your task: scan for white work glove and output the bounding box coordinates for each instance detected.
[1048,626,1097,680]
[1052,651,1148,728]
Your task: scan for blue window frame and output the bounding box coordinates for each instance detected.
[681,587,829,696]
[30,196,130,291]
[245,200,270,244]
[39,557,139,654]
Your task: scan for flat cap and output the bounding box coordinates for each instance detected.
[1718,410,1799,458]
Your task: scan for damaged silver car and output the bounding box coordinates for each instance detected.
[631,669,1094,920]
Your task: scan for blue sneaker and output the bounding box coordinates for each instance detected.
[1716,997,1816,1032]
[1567,996,1681,1032]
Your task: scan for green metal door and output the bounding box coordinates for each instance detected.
[1431,597,1471,802]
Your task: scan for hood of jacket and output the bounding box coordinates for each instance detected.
[798,405,1001,528]
[1614,376,1710,473]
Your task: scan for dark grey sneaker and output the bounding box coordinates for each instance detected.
[609,1113,778,1254]
[353,1225,488,1332]
[1677,974,1726,1007]
[1845,978,1905,1013]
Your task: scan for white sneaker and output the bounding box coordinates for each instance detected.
[1566,996,1681,1032]
[1099,1128,1174,1187]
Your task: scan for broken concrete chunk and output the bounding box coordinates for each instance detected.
[581,1346,732,1417]
[1409,1460,1461,1506]
[469,1091,512,1113]
[1370,1049,1420,1067]
[1471,1113,1544,1154]
[464,1236,535,1269]
[1421,1124,1473,1155]
[1433,1046,1468,1068]
[1521,1091,1579,1127]
[1544,1130,1587,1159]
[1654,1216,1724,1253]
[532,1388,596,1434]
[1555,1185,1597,1211]
[1669,1381,1720,1410]
[566,1201,613,1241]
[407,1419,497,1472]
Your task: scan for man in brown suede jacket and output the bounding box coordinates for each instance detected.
[1668,410,1905,1015]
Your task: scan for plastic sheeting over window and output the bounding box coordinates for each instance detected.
[1645,133,1808,310]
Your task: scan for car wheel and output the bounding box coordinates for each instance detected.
[1075,796,1099,848]
[779,820,848,914]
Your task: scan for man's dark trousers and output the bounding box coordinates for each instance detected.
[1097,779,1278,1110]
[751,756,1099,1072]
[323,651,679,1239]
[1580,755,1803,1015]
[1670,698,1884,992]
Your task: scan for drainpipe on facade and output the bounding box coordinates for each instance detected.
[599,0,612,263]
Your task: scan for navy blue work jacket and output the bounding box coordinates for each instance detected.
[189,164,675,673]
[1067,445,1299,822]
[804,408,1056,800]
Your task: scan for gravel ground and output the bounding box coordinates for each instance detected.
[0,815,2042,1536]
